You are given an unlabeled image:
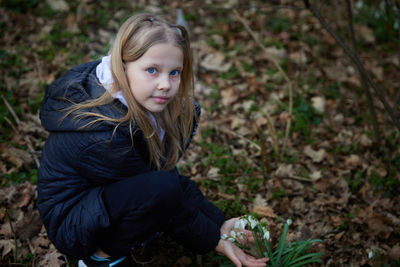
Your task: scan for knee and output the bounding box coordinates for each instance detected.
[150,171,183,212]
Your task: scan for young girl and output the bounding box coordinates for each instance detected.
[37,13,268,267]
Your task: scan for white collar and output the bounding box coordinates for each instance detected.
[96,55,128,106]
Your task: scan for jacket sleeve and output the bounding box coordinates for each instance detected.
[37,132,111,258]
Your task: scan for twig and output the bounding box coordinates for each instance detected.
[2,95,40,168]
[233,9,294,158]
[2,95,20,124]
[264,115,279,156]
[4,116,18,133]
[34,54,43,82]
[346,0,381,142]
[5,209,18,261]
[303,0,400,131]
[25,137,40,169]
[217,126,261,151]
[287,175,313,183]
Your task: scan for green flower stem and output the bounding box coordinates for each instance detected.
[274,223,289,265]
[252,228,264,258]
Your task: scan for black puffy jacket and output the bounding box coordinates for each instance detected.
[37,60,225,258]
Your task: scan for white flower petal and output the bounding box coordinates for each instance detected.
[286,219,292,226]
[247,216,258,229]
[263,230,270,240]
[239,219,248,229]
[368,251,373,259]
[230,230,236,239]
[221,234,228,240]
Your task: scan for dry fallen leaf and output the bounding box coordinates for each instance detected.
[275,164,295,178]
[310,170,322,181]
[389,244,400,261]
[0,239,16,258]
[207,167,220,178]
[0,145,33,170]
[46,0,69,12]
[221,87,239,107]
[200,52,232,72]
[252,206,277,218]
[38,250,65,267]
[304,146,326,163]
[311,96,326,113]
[174,256,192,267]
[253,194,267,206]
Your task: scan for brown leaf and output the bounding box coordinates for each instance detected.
[355,24,375,43]
[221,87,239,107]
[0,239,16,257]
[365,208,393,238]
[304,146,326,163]
[0,145,32,169]
[0,223,13,238]
[38,250,65,267]
[14,182,36,209]
[31,236,51,256]
[174,256,192,267]
[252,206,277,218]
[311,96,326,113]
[345,154,362,168]
[389,244,400,261]
[275,164,294,178]
[200,52,231,72]
[16,210,42,240]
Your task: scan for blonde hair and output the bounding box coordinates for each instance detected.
[64,13,195,170]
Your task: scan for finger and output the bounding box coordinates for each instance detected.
[240,257,268,267]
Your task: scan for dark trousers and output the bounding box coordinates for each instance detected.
[99,171,183,256]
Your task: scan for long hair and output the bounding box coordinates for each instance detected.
[63,13,195,170]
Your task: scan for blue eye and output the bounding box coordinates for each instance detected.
[170,70,180,76]
[147,68,157,74]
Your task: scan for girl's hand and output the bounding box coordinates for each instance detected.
[215,217,268,267]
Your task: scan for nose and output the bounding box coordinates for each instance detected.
[157,74,171,91]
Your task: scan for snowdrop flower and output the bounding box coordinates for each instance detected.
[286,219,292,226]
[237,232,245,239]
[221,234,228,240]
[230,230,237,239]
[235,218,248,229]
[262,227,270,240]
[247,215,258,229]
[368,250,374,259]
[227,237,235,242]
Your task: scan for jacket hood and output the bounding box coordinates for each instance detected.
[40,61,129,132]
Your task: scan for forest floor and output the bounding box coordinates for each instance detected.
[0,0,400,266]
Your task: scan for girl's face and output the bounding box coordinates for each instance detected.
[125,43,183,113]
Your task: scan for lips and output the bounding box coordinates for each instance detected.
[153,96,169,104]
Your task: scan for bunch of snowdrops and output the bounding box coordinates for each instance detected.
[220,215,323,267]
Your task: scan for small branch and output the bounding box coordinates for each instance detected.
[345,0,381,142]
[288,175,313,183]
[2,95,40,168]
[233,9,294,158]
[218,126,261,151]
[2,95,20,124]
[265,115,279,156]
[5,209,18,260]
[4,117,18,133]
[304,0,400,131]
[25,137,40,169]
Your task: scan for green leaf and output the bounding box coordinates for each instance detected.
[287,252,324,267]
[273,223,289,265]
